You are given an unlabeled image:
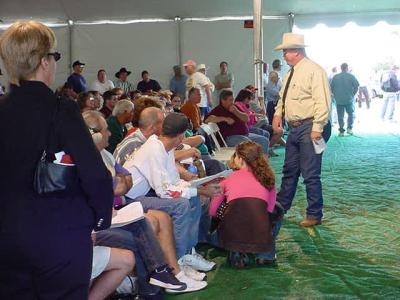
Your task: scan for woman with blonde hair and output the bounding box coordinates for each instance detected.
[0,21,113,298]
[209,141,281,268]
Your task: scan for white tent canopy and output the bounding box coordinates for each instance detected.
[1,1,399,91]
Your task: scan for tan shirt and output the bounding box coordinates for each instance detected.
[274,57,331,132]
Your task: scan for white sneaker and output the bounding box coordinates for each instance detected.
[165,272,207,294]
[178,248,216,272]
[347,129,353,135]
[180,265,207,281]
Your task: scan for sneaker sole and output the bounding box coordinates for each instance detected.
[182,263,216,272]
[165,283,207,294]
[149,278,186,291]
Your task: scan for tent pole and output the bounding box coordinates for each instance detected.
[253,0,263,98]
[288,12,295,32]
[68,20,73,74]
[175,16,182,66]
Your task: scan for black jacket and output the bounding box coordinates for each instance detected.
[0,81,113,233]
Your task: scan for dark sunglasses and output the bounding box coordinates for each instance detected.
[48,52,61,62]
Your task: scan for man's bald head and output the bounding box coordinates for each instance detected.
[138,107,164,136]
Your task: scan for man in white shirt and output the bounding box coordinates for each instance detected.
[124,113,220,269]
[184,60,213,118]
[91,69,115,95]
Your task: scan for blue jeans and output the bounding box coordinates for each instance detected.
[249,126,270,139]
[225,132,269,154]
[336,102,355,132]
[254,220,282,260]
[95,220,164,296]
[381,92,396,120]
[277,122,324,220]
[132,196,202,258]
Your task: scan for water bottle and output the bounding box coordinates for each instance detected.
[187,164,198,175]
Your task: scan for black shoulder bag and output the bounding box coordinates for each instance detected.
[33,100,77,195]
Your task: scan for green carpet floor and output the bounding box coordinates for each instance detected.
[167,133,400,300]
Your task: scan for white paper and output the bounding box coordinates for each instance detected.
[313,138,326,154]
[111,202,145,228]
[53,151,75,166]
[190,169,233,187]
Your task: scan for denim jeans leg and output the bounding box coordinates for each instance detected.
[336,104,345,132]
[387,94,396,120]
[276,129,301,212]
[120,219,166,271]
[187,196,202,251]
[255,219,282,260]
[247,132,269,154]
[298,124,323,220]
[94,228,161,296]
[345,102,355,130]
[133,196,192,259]
[249,126,270,140]
[225,135,250,147]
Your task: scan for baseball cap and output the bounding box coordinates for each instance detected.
[162,113,189,137]
[245,85,258,92]
[183,60,197,67]
[72,60,85,67]
[197,63,208,71]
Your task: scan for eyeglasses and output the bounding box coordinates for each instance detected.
[48,52,61,62]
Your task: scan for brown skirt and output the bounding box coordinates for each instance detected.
[217,197,273,253]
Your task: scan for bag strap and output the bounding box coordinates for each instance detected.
[43,98,60,156]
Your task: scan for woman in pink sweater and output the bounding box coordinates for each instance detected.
[209,141,281,268]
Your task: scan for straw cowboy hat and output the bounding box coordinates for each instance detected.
[274,33,308,50]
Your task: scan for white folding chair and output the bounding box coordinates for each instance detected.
[201,123,235,161]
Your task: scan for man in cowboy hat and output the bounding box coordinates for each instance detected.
[114,67,135,94]
[272,32,331,227]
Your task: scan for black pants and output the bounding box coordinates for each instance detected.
[0,229,92,300]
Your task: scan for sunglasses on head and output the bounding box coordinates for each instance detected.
[47,52,61,62]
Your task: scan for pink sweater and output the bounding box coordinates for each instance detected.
[209,168,276,217]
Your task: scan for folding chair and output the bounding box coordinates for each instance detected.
[201,123,235,161]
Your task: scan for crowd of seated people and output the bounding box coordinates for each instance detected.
[53,57,288,298]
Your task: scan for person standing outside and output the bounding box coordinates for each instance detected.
[380,65,400,121]
[330,63,359,136]
[272,33,331,227]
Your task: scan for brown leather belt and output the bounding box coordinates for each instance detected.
[288,118,313,128]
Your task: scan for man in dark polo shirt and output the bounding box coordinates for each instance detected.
[205,90,269,153]
[137,70,162,93]
[67,60,87,97]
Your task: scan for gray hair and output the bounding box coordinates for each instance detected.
[82,110,104,131]
[112,99,134,117]
[138,107,163,129]
[269,71,279,80]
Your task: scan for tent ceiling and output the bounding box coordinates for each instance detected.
[1,0,400,23]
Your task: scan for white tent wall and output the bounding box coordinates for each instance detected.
[41,18,289,95]
[71,22,177,91]
[181,19,289,100]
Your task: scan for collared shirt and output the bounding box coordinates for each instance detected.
[274,57,331,132]
[124,135,197,199]
[180,101,202,130]
[67,73,87,94]
[91,79,115,95]
[114,79,135,94]
[265,80,280,103]
[113,129,147,165]
[330,72,359,105]
[170,75,188,99]
[206,105,249,138]
[186,72,210,108]
[106,116,127,154]
[137,79,161,93]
